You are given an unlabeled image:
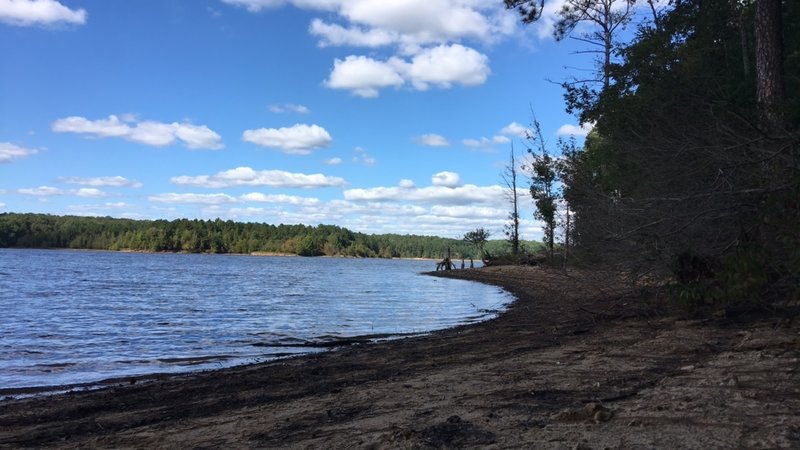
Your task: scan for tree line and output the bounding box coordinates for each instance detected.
[0,213,537,260]
[506,0,799,307]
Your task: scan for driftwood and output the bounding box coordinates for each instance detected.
[436,248,457,271]
[436,257,456,271]
[482,253,548,267]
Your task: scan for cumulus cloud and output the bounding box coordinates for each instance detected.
[325,44,489,97]
[52,115,224,150]
[240,192,320,206]
[344,183,504,206]
[220,0,284,12]
[269,103,311,114]
[223,1,513,98]
[0,142,39,163]
[148,193,238,205]
[431,171,461,188]
[59,176,143,188]
[500,122,531,138]
[353,147,376,166]
[462,135,509,150]
[242,123,332,154]
[399,179,415,189]
[224,0,515,47]
[18,185,111,198]
[430,205,507,219]
[310,19,396,48]
[415,133,450,147]
[52,115,129,137]
[66,202,133,215]
[325,55,404,98]
[75,188,106,198]
[398,44,490,90]
[325,157,343,165]
[0,0,86,27]
[557,122,594,137]
[170,166,346,189]
[18,186,63,196]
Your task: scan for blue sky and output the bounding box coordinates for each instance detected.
[0,0,595,240]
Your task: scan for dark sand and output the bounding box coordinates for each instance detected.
[1,266,798,449]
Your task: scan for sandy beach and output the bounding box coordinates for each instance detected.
[1,265,798,449]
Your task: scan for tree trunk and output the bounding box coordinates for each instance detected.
[754,0,785,131]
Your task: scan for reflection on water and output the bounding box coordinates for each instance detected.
[0,249,512,389]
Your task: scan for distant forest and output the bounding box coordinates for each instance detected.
[0,213,540,259]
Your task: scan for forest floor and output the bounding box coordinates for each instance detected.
[1,265,799,449]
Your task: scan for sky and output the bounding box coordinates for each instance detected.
[0,0,597,241]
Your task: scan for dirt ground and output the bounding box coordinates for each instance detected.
[1,266,799,449]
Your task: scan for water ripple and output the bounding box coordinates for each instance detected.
[0,249,512,390]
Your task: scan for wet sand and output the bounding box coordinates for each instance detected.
[1,266,798,449]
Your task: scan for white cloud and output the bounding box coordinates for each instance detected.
[240,192,320,206]
[128,121,176,146]
[224,1,515,47]
[416,133,449,147]
[310,18,396,48]
[173,123,226,149]
[431,171,461,188]
[399,179,415,189]
[223,1,517,99]
[325,44,489,97]
[170,166,346,189]
[500,122,530,138]
[148,193,238,205]
[18,186,113,198]
[0,0,86,27]
[462,135,509,150]
[557,122,594,137]
[66,202,133,215]
[0,203,5,209]
[220,0,285,12]
[242,123,332,154]
[52,115,129,137]
[269,103,311,114]
[396,44,490,90]
[344,183,504,206]
[430,205,507,219]
[0,142,39,163]
[18,185,63,196]
[59,176,143,188]
[325,55,404,98]
[52,115,224,150]
[353,147,376,166]
[75,188,106,198]
[325,157,343,165]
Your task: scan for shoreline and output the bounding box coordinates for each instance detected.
[1,266,798,448]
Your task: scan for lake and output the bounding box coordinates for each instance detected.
[0,249,512,391]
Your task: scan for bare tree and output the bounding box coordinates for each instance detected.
[502,144,522,255]
[506,0,637,88]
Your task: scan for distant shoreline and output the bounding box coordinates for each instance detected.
[2,246,440,261]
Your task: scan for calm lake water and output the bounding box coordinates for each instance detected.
[0,249,512,391]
